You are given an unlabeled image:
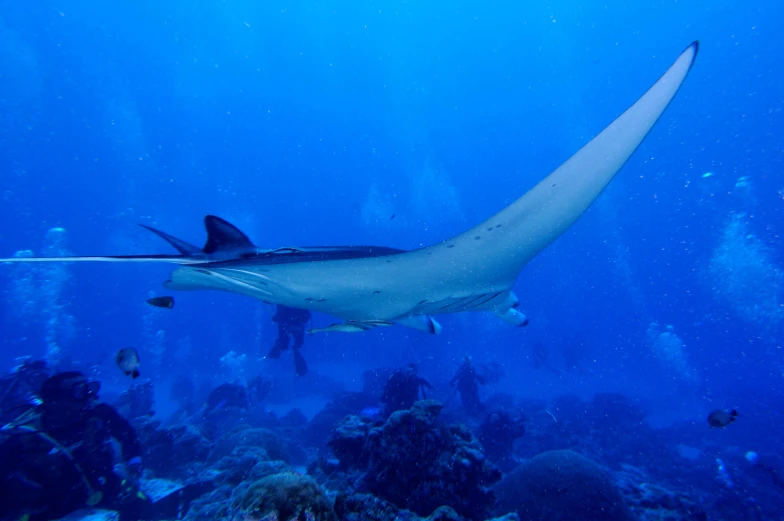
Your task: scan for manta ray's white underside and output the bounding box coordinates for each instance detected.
[163,42,699,331]
[0,42,699,335]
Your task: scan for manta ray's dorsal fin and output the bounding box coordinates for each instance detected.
[139,224,201,256]
[202,215,256,254]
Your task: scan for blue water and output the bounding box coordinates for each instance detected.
[1,0,782,499]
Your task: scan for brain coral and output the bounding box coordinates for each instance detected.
[494,450,635,521]
[231,471,337,521]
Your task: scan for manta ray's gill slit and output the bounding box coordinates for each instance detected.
[223,268,273,283]
[433,296,477,313]
[206,269,273,296]
[466,292,505,310]
[451,294,489,310]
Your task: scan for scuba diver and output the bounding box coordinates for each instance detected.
[380,364,433,418]
[0,357,50,425]
[267,305,312,377]
[450,356,486,415]
[0,371,150,520]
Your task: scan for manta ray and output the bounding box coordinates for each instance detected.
[1,42,699,335]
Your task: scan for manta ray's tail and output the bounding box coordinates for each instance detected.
[0,215,259,265]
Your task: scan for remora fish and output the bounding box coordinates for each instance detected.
[0,42,699,335]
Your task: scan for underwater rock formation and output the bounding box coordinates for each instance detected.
[304,391,379,448]
[515,393,669,471]
[333,493,416,521]
[139,420,212,479]
[230,471,337,521]
[331,400,501,520]
[213,446,290,486]
[615,465,707,521]
[209,427,291,464]
[494,450,634,521]
[328,414,375,469]
[334,493,522,521]
[183,485,234,521]
[334,493,469,521]
[184,452,291,521]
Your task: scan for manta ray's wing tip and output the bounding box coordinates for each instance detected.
[684,40,699,69]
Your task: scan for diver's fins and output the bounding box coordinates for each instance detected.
[293,349,308,377]
[267,340,285,359]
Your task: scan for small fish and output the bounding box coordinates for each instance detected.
[117,348,141,379]
[701,172,715,179]
[147,296,175,309]
[708,408,738,428]
[390,214,396,220]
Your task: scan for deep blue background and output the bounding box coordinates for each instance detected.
[1,0,782,449]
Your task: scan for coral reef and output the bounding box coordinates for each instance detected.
[304,392,378,448]
[328,415,375,469]
[494,450,634,521]
[209,427,290,464]
[230,471,337,521]
[137,419,212,480]
[334,493,469,521]
[213,446,290,486]
[516,393,668,470]
[615,465,707,521]
[331,400,500,521]
[184,450,291,521]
